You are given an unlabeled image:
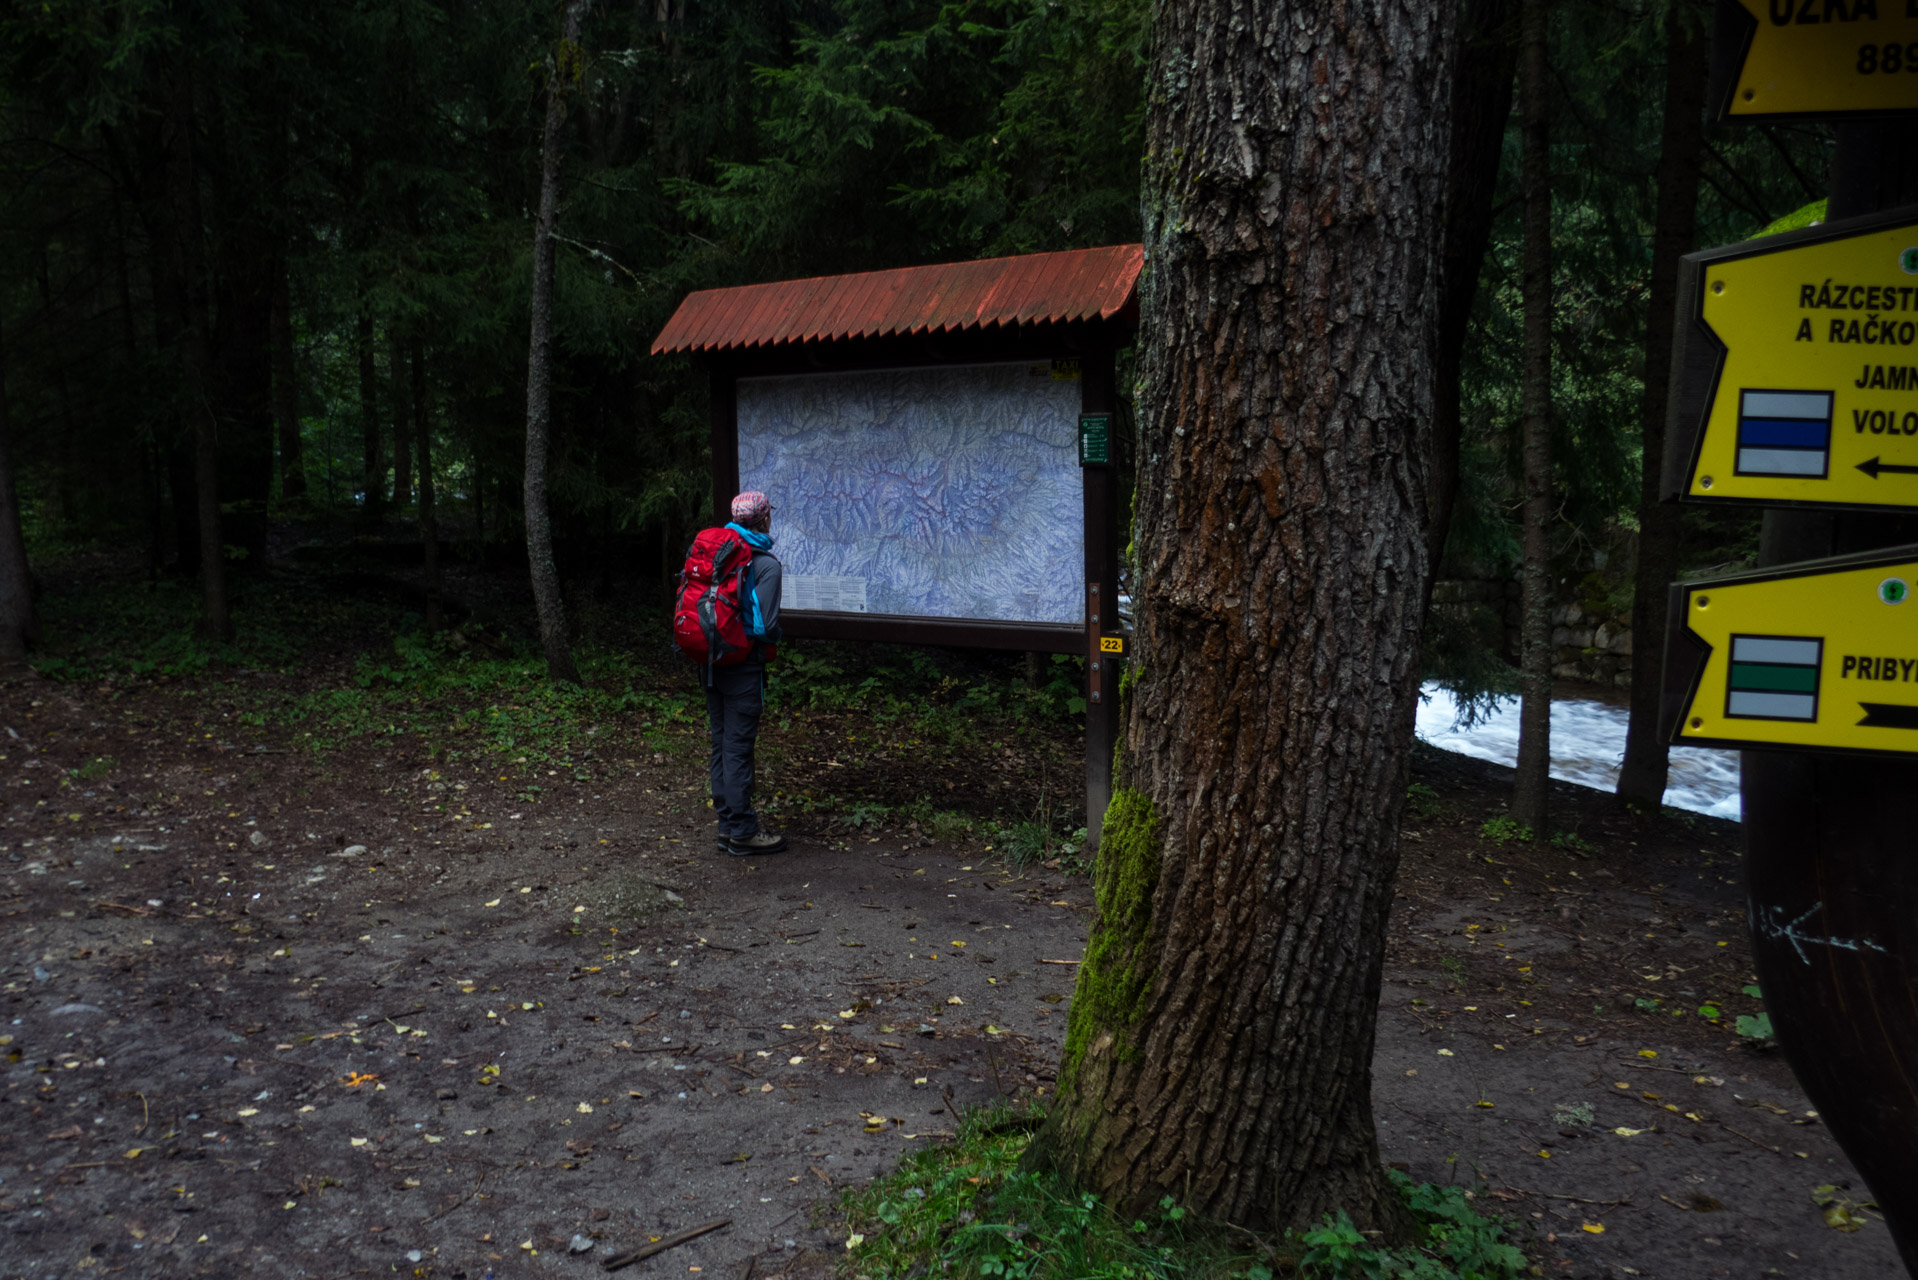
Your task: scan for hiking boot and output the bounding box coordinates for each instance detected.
[724,830,788,856]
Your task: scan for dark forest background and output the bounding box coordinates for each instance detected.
[0,0,1838,726]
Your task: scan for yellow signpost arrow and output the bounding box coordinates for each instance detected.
[1714,0,1918,121]
[1662,545,1918,755]
[1663,207,1918,512]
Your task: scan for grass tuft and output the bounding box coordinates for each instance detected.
[840,1105,1529,1280]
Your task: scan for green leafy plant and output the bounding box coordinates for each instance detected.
[1551,1102,1595,1128]
[1478,816,1532,845]
[1736,984,1773,1040]
[1404,783,1441,821]
[840,1106,1526,1280]
[1548,830,1593,854]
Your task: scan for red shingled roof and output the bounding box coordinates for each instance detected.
[650,243,1143,356]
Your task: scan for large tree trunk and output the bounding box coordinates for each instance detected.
[413,337,441,632]
[1428,0,1520,572]
[357,301,383,523]
[271,262,306,502]
[1615,0,1707,808]
[1031,0,1457,1235]
[1510,0,1553,833]
[524,0,588,686]
[0,324,36,662]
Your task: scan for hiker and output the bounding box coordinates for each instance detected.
[675,491,786,856]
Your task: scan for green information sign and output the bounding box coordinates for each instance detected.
[1079,414,1111,466]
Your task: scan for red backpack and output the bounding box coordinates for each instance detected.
[673,527,775,666]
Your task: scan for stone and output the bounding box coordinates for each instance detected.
[50,1003,104,1017]
[1593,624,1615,651]
[249,830,269,848]
[569,1234,594,1254]
[335,844,369,859]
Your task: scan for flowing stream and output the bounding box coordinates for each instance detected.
[1416,683,1742,821]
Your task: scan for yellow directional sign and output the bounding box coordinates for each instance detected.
[1714,0,1918,121]
[1662,546,1918,755]
[1664,208,1918,513]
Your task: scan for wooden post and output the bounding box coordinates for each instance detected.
[1741,122,1918,1274]
[1081,349,1121,849]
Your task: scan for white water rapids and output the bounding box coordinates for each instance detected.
[1415,683,1742,821]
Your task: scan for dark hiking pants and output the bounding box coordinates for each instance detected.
[702,663,765,839]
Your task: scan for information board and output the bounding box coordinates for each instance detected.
[1663,545,1918,755]
[736,361,1084,625]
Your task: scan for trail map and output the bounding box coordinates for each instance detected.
[736,362,1084,624]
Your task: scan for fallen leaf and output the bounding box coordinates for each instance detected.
[1613,1126,1644,1137]
[789,1056,805,1065]
[350,1137,369,1147]
[1437,1049,1455,1057]
[484,899,500,908]
[1638,1049,1658,1059]
[236,1108,259,1118]
[946,996,964,1006]
[1581,1222,1605,1234]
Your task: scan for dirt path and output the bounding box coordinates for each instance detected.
[0,676,1904,1279]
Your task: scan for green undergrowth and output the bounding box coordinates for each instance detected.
[840,1104,1529,1280]
[25,564,1091,819]
[770,645,1088,738]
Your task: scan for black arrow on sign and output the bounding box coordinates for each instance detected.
[1857,702,1918,729]
[1855,456,1918,479]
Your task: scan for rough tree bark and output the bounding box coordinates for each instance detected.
[358,300,382,523]
[0,324,36,662]
[1428,0,1520,573]
[1510,0,1554,833]
[1615,0,1707,808]
[1030,0,1457,1234]
[413,337,441,632]
[271,262,306,502]
[523,0,588,686]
